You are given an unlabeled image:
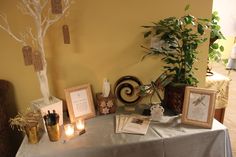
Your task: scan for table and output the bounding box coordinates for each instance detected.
[16,114,232,157]
[205,71,230,123]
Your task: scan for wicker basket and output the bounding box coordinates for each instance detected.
[164,83,187,114]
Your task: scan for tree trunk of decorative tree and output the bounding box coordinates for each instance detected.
[37,67,50,104]
[0,0,71,104]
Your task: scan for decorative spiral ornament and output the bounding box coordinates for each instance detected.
[114,76,143,105]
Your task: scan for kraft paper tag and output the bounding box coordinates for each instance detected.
[22,46,33,66]
[62,25,70,44]
[51,0,62,14]
[32,51,43,72]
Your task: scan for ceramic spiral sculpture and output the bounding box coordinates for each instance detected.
[114,76,143,105]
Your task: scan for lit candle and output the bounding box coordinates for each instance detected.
[64,124,74,137]
[76,119,85,130]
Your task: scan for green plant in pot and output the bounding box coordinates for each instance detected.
[141,6,211,114]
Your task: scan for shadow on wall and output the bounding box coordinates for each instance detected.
[0,80,23,157]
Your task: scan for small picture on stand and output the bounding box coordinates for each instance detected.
[181,86,216,128]
[64,84,96,123]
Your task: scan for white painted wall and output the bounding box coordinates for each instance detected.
[213,0,236,36]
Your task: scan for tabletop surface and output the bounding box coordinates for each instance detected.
[16,113,232,157]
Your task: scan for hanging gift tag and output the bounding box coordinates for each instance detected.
[22,46,33,66]
[51,0,62,14]
[62,25,70,44]
[32,51,43,72]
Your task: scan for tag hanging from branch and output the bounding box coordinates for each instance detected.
[62,24,70,44]
[32,51,43,72]
[51,0,62,14]
[22,46,33,66]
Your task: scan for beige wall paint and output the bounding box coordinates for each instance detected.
[0,0,213,112]
[217,37,235,59]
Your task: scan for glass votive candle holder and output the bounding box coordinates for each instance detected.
[64,124,75,137]
[76,119,85,131]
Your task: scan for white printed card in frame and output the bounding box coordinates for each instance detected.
[181,86,216,128]
[65,84,96,123]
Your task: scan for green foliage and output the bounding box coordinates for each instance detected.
[184,4,190,11]
[222,58,229,65]
[210,11,225,40]
[142,6,211,86]
[209,11,225,62]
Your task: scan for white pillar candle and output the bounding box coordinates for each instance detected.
[76,119,85,130]
[64,124,74,137]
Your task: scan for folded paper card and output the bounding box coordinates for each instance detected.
[115,114,150,135]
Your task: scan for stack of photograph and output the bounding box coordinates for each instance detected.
[115,114,150,135]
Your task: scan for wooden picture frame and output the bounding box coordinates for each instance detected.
[181,86,216,128]
[64,84,96,123]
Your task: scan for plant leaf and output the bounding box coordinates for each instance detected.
[184,15,193,24]
[144,31,152,38]
[198,18,210,22]
[220,45,224,52]
[197,24,204,35]
[185,4,190,11]
[142,26,152,28]
[212,43,219,49]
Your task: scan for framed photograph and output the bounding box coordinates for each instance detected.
[181,86,216,128]
[64,84,96,123]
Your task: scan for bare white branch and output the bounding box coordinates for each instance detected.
[64,0,69,6]
[0,0,72,104]
[32,0,42,14]
[19,31,29,42]
[27,27,37,41]
[17,2,32,16]
[42,0,72,37]
[0,13,26,45]
[25,0,35,5]
[41,16,47,26]
[22,0,38,19]
[41,0,49,10]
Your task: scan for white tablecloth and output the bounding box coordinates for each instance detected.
[16,114,232,157]
[205,72,230,109]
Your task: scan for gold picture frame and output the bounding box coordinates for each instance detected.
[64,84,96,123]
[181,86,216,128]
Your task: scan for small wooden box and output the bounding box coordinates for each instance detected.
[96,93,116,115]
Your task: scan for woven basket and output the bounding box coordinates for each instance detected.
[164,83,187,114]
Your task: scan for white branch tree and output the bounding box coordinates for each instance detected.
[0,0,72,104]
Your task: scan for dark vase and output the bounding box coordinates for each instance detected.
[164,83,187,114]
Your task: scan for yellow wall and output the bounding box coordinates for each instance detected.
[0,0,213,112]
[217,37,235,59]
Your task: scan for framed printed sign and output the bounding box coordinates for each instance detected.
[181,86,216,128]
[64,84,96,123]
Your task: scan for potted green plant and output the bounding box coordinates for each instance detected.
[141,5,211,113]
